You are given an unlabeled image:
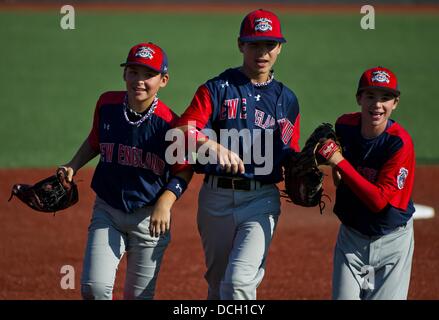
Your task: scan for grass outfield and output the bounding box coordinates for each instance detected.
[0,11,438,167]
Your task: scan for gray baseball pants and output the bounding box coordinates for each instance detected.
[80,196,170,300]
[198,176,281,300]
[332,217,414,300]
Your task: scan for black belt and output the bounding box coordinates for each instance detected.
[204,175,264,191]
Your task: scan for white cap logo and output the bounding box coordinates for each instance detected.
[135,46,155,60]
[371,70,390,84]
[255,18,272,32]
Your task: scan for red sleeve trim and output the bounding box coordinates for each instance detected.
[335,112,361,126]
[290,113,300,152]
[177,85,213,130]
[379,124,415,210]
[87,96,103,152]
[99,91,125,104]
[170,162,192,175]
[87,91,125,152]
[154,100,179,126]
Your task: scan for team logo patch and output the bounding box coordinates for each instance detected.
[135,46,155,60]
[397,167,408,190]
[254,18,272,32]
[371,70,390,84]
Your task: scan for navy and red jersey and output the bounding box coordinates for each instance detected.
[333,112,416,236]
[87,91,180,213]
[177,67,300,184]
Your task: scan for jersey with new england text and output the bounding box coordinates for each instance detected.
[178,67,300,184]
[87,91,179,213]
[334,112,415,236]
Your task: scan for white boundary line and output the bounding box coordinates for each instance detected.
[413,203,435,220]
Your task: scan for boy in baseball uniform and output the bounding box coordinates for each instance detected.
[175,9,301,299]
[323,66,415,299]
[59,42,191,299]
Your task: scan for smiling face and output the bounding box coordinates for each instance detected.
[123,65,169,112]
[357,88,399,138]
[238,40,282,82]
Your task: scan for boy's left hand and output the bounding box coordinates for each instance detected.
[316,139,343,167]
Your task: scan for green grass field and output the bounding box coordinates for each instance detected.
[1,10,438,167]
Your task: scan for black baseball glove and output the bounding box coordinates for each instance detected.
[283,123,340,213]
[8,168,79,213]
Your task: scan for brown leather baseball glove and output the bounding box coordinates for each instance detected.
[283,123,340,213]
[8,168,79,213]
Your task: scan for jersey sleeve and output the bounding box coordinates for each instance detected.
[336,137,415,213]
[87,95,103,152]
[289,113,300,152]
[153,101,192,175]
[278,93,301,153]
[177,84,213,130]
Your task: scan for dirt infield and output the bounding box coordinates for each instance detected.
[0,166,438,300]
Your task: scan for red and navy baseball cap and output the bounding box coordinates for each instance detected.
[239,9,286,43]
[357,66,400,96]
[120,42,168,74]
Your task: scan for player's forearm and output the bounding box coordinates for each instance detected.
[155,190,178,211]
[176,168,194,185]
[176,125,244,174]
[161,168,193,210]
[336,159,389,212]
[65,138,100,173]
[157,178,190,210]
[175,124,210,150]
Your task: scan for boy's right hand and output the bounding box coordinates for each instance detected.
[206,140,245,175]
